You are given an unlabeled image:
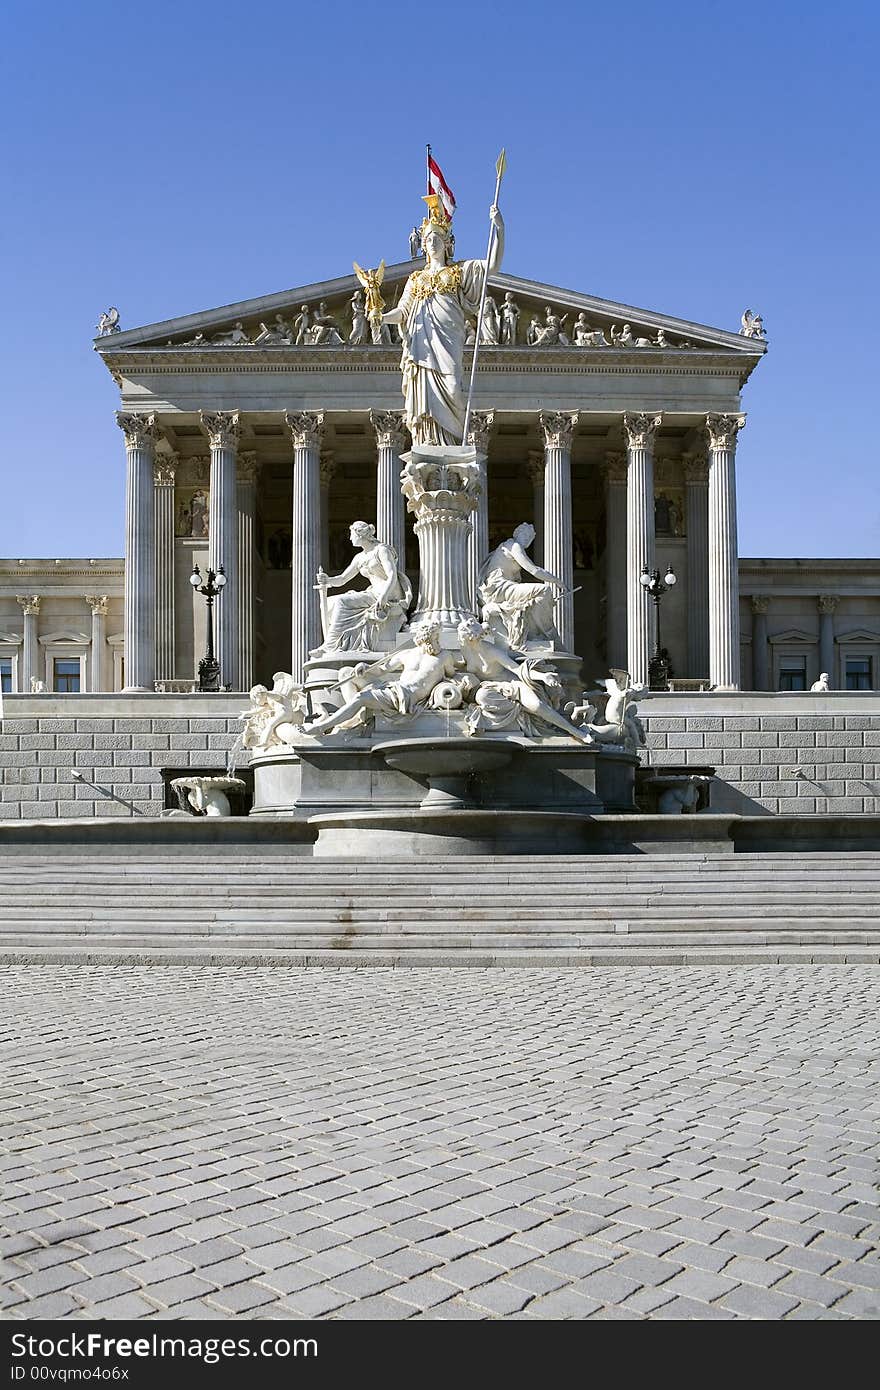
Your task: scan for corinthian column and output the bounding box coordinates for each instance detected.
[370,410,407,563]
[319,454,336,569]
[117,411,160,690]
[153,453,177,682]
[525,452,545,563]
[706,413,745,689]
[16,596,40,690]
[603,453,628,670]
[237,452,259,692]
[539,411,578,650]
[286,411,324,681]
[818,594,838,685]
[751,595,769,691]
[466,410,494,608]
[683,453,710,678]
[623,412,662,686]
[85,595,110,691]
[201,411,241,689]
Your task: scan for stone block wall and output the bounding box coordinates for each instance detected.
[642,692,880,815]
[0,695,241,818]
[0,691,878,820]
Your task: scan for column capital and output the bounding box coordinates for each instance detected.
[466,409,495,452]
[116,411,161,449]
[200,410,241,450]
[603,452,627,484]
[153,453,178,487]
[818,593,839,615]
[238,451,259,484]
[525,450,545,485]
[370,409,407,451]
[705,413,746,451]
[539,410,578,450]
[683,452,709,484]
[16,595,41,616]
[85,594,110,617]
[622,412,662,450]
[319,453,337,488]
[286,411,325,450]
[750,594,770,615]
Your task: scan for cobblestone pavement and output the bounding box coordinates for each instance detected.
[1,966,878,1322]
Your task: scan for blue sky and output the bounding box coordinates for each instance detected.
[1,0,877,558]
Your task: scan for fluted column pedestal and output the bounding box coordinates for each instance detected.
[153,454,177,681]
[818,594,838,684]
[370,411,408,565]
[624,413,661,686]
[201,411,241,689]
[684,453,710,679]
[540,412,578,650]
[237,453,259,692]
[706,414,745,690]
[16,597,40,691]
[117,412,160,690]
[402,446,482,634]
[465,411,493,610]
[603,453,628,670]
[286,412,324,681]
[751,595,769,691]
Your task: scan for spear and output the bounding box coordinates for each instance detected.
[462,148,507,445]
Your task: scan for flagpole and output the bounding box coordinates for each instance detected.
[426,144,431,196]
[462,149,506,446]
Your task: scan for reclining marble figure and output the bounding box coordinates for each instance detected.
[457,619,593,744]
[304,621,457,735]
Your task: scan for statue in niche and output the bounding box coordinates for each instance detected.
[349,291,369,346]
[293,305,310,345]
[308,302,344,345]
[313,521,412,655]
[267,528,292,569]
[190,489,208,539]
[573,531,594,570]
[378,192,504,446]
[654,493,682,537]
[480,295,500,345]
[477,521,565,650]
[500,291,520,345]
[457,620,593,744]
[213,321,250,344]
[573,312,608,347]
[305,621,456,735]
[254,314,292,344]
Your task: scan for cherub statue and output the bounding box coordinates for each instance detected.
[239,676,307,749]
[740,309,767,340]
[585,670,647,754]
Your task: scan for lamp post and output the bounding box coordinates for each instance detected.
[639,565,677,691]
[190,564,227,691]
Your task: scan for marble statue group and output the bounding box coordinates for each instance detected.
[239,172,648,765]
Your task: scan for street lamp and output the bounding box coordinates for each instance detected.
[190,564,227,691]
[639,565,677,690]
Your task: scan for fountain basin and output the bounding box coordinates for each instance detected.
[171,775,247,818]
[374,737,514,808]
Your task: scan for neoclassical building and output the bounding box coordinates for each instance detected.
[93,258,772,693]
[2,260,877,696]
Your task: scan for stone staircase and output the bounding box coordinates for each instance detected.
[0,850,878,964]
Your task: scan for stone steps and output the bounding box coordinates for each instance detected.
[2,848,879,964]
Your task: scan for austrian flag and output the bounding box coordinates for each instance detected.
[427,154,456,220]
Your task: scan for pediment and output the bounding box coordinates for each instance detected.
[96,262,765,362]
[768,629,816,644]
